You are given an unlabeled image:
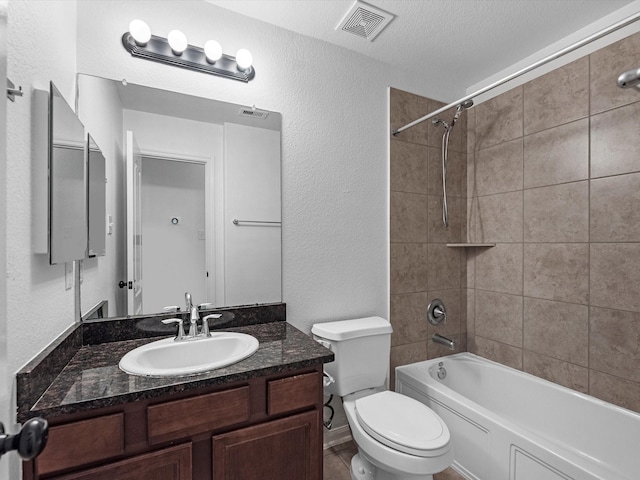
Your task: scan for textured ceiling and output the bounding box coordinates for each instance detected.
[208,0,637,95]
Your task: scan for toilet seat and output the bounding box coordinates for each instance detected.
[355,391,450,457]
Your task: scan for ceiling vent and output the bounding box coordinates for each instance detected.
[238,107,269,120]
[336,1,395,41]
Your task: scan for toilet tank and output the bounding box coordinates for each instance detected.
[311,317,392,396]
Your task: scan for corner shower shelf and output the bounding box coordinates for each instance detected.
[446,243,496,248]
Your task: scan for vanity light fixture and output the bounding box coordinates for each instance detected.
[122,19,255,82]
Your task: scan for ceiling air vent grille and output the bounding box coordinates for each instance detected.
[337,1,395,41]
[238,107,269,120]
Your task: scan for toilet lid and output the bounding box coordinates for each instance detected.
[355,391,450,457]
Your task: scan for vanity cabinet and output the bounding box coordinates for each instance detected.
[23,367,323,480]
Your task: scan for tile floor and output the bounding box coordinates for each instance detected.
[323,440,466,480]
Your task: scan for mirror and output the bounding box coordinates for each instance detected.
[77,74,282,318]
[87,134,106,257]
[49,82,87,265]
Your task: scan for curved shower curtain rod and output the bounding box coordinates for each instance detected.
[392,10,640,137]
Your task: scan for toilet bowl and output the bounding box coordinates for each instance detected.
[344,388,453,480]
[311,317,453,480]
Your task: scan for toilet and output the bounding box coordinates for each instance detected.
[312,317,452,480]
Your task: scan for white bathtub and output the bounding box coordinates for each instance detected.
[395,352,640,480]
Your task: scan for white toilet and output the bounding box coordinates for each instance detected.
[312,317,453,480]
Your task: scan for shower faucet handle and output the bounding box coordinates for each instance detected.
[427,299,447,325]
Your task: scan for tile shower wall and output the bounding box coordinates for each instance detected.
[389,88,468,388]
[467,31,640,412]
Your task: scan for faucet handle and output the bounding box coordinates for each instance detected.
[198,303,215,311]
[162,305,181,313]
[162,318,186,341]
[202,314,222,338]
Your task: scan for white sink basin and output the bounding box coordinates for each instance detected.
[119,332,259,377]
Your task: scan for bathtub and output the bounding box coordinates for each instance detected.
[395,352,640,480]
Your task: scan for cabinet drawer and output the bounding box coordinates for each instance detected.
[147,386,250,444]
[268,372,321,415]
[49,443,192,480]
[36,413,124,475]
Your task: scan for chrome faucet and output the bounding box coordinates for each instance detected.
[162,293,219,340]
[432,333,456,351]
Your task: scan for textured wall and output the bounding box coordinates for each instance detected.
[389,88,468,388]
[73,0,450,334]
[467,31,640,413]
[6,0,77,391]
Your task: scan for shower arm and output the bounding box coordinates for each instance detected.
[392,11,640,137]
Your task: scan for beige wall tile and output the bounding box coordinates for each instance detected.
[466,249,476,288]
[523,57,589,135]
[390,191,428,243]
[467,197,479,242]
[475,243,523,295]
[523,297,588,365]
[591,243,640,313]
[523,351,588,393]
[590,30,640,115]
[524,181,588,242]
[473,336,523,370]
[390,341,428,390]
[428,147,466,198]
[590,370,640,413]
[426,289,462,337]
[523,243,589,304]
[427,244,462,291]
[390,140,429,194]
[523,118,589,188]
[390,88,430,146]
[591,172,640,242]
[467,107,476,156]
[473,138,523,196]
[390,293,429,347]
[476,290,523,347]
[475,87,523,150]
[428,195,462,243]
[475,191,523,243]
[590,307,640,384]
[591,101,640,178]
[390,243,427,294]
[466,289,475,335]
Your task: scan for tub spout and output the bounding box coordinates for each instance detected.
[432,333,456,351]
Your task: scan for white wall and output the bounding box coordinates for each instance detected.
[0,1,8,479]
[76,0,441,333]
[5,0,78,477]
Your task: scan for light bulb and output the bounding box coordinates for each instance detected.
[236,49,253,71]
[129,19,151,46]
[167,30,188,55]
[204,40,222,63]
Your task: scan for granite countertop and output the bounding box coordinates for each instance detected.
[16,304,334,422]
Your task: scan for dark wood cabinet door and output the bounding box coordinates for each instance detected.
[213,410,321,480]
[50,443,192,480]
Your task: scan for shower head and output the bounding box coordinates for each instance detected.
[457,99,474,110]
[617,68,640,89]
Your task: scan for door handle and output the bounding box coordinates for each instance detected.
[0,418,48,460]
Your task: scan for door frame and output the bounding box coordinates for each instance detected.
[137,148,215,308]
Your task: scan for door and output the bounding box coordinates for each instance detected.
[125,131,143,315]
[212,411,321,480]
